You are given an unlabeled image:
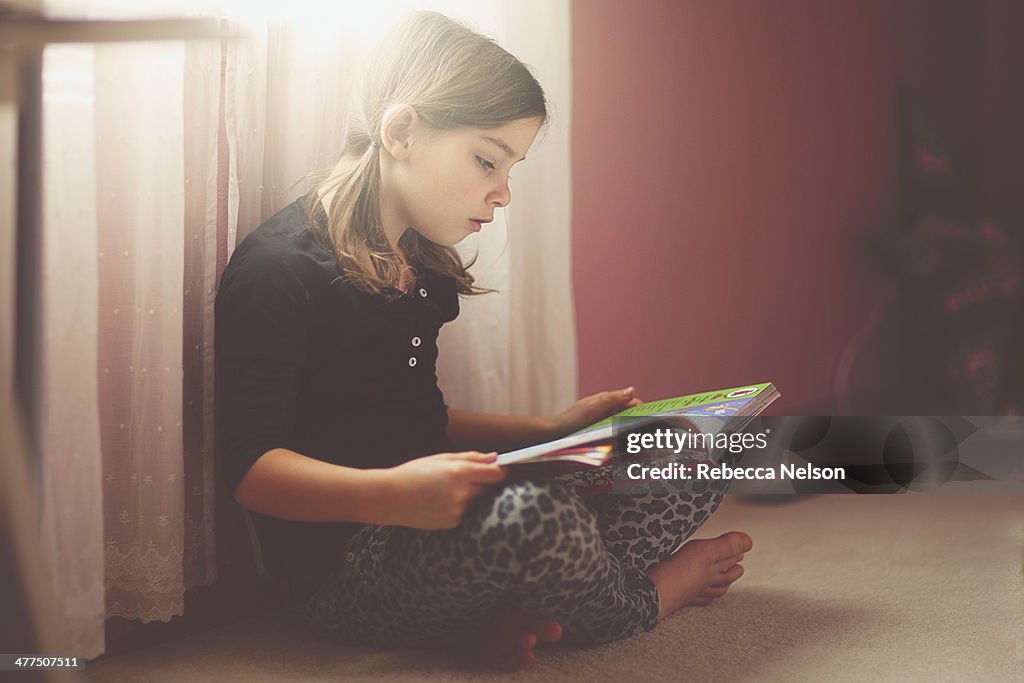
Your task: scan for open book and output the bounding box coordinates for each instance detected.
[497,382,780,468]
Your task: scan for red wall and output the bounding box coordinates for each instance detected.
[572,0,911,412]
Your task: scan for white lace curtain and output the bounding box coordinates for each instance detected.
[38,0,573,660]
[40,34,222,657]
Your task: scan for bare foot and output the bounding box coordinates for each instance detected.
[646,531,753,620]
[474,603,563,670]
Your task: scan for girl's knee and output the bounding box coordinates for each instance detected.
[492,478,582,518]
[474,479,604,574]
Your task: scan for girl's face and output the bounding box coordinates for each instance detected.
[384,117,542,248]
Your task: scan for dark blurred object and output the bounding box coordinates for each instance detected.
[848,81,1022,415]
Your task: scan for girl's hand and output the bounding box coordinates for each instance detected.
[547,386,643,438]
[385,451,506,530]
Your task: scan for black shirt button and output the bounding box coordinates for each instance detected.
[411,336,421,347]
[408,357,417,367]
[418,287,428,298]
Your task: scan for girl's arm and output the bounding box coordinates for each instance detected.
[233,448,396,524]
[234,447,505,529]
[445,409,556,453]
[446,386,641,452]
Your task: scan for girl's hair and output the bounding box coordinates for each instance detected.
[309,11,548,298]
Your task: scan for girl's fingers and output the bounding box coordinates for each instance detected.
[456,451,499,462]
[598,387,637,412]
[435,451,496,462]
[430,452,460,461]
[463,463,507,484]
[615,386,636,401]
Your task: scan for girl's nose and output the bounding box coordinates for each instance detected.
[489,177,511,208]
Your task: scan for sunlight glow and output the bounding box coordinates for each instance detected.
[219,0,421,51]
[45,1,490,52]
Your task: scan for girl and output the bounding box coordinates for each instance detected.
[215,11,751,670]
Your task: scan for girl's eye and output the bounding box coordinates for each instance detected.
[476,156,496,171]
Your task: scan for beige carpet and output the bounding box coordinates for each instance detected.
[84,495,1024,682]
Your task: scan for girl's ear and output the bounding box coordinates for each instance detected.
[380,104,418,160]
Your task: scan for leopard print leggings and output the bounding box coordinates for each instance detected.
[299,461,730,647]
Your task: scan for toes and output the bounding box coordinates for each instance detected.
[532,618,563,643]
[521,632,537,661]
[710,572,735,587]
[713,552,745,572]
[476,605,546,671]
[720,563,744,584]
[699,584,730,599]
[717,531,753,556]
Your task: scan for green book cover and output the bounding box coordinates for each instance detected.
[576,383,778,434]
[498,382,779,466]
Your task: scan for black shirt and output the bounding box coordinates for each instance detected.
[215,196,459,603]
